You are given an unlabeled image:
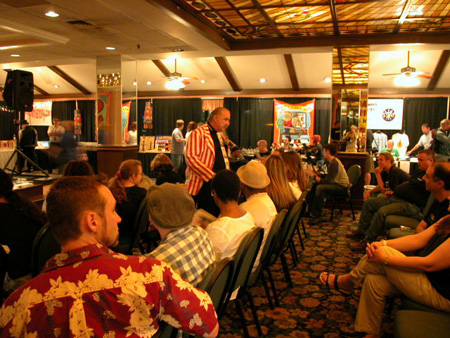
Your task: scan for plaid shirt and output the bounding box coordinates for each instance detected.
[147,225,217,285]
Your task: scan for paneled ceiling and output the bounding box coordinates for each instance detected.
[0,0,449,98]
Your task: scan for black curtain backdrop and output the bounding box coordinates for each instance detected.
[0,107,16,140]
[52,100,96,142]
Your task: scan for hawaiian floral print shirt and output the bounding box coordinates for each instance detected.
[0,244,218,338]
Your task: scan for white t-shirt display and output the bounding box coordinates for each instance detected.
[392,132,410,158]
[372,132,388,154]
[206,211,255,260]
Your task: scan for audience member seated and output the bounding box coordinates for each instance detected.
[108,160,146,245]
[237,161,277,270]
[364,152,409,201]
[320,209,450,338]
[282,151,308,200]
[0,176,219,337]
[381,139,400,158]
[280,136,294,152]
[206,170,255,259]
[145,183,216,285]
[308,143,351,224]
[0,169,46,292]
[350,150,435,250]
[265,154,297,212]
[151,154,183,186]
[310,134,324,166]
[256,140,271,159]
[229,146,248,172]
[62,159,95,176]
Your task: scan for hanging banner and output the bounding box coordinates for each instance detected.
[122,101,131,141]
[25,100,52,125]
[143,100,153,129]
[97,92,111,143]
[367,99,404,130]
[74,109,82,135]
[274,99,315,145]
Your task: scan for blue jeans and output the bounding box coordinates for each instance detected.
[171,153,184,170]
[358,196,420,242]
[310,183,348,218]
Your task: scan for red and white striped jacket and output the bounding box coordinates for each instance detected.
[185,123,225,195]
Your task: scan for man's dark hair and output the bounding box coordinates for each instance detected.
[421,123,430,129]
[433,162,450,190]
[212,169,241,202]
[324,143,338,156]
[418,149,435,161]
[62,160,95,177]
[47,176,106,245]
[379,152,395,165]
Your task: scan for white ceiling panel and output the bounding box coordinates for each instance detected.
[292,53,332,89]
[435,58,450,88]
[227,55,291,89]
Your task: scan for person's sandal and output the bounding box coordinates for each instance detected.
[319,272,352,296]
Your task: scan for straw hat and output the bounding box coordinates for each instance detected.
[237,161,270,189]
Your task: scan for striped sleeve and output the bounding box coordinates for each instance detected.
[185,128,215,183]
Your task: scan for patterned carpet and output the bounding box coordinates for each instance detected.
[219,210,396,338]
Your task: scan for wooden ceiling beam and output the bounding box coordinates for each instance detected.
[214,57,242,92]
[329,0,340,36]
[250,0,284,38]
[231,32,450,50]
[47,66,91,95]
[150,0,231,51]
[3,69,49,96]
[394,0,414,33]
[284,54,300,91]
[152,60,171,77]
[427,50,450,91]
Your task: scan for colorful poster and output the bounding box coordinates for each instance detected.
[74,109,82,135]
[97,92,111,143]
[122,101,131,141]
[274,99,315,145]
[367,99,404,130]
[143,100,153,129]
[25,100,52,125]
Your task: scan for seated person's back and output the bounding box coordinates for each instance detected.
[145,183,216,285]
[151,153,184,185]
[108,160,146,242]
[206,170,255,259]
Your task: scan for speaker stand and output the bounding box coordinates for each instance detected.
[3,148,49,178]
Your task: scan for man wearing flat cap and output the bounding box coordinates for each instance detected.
[237,161,277,269]
[145,183,216,285]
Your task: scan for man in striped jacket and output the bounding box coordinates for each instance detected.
[185,107,231,216]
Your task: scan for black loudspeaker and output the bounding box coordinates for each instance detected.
[3,70,34,112]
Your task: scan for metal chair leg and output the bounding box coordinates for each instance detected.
[350,199,356,220]
[235,299,250,338]
[243,288,263,336]
[296,224,305,251]
[280,253,293,288]
[260,272,274,309]
[330,198,336,221]
[301,219,307,238]
[289,240,298,265]
[265,268,280,307]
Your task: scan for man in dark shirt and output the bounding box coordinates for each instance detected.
[351,150,434,249]
[18,120,38,172]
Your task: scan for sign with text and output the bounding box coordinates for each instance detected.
[367,99,404,130]
[25,100,52,125]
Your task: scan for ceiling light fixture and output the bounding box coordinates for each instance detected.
[133,81,137,86]
[105,46,115,50]
[394,73,420,87]
[324,77,332,83]
[260,78,266,83]
[11,54,20,57]
[146,81,152,85]
[45,11,59,17]
[165,79,186,90]
[200,79,206,84]
[0,46,18,50]
[54,85,60,88]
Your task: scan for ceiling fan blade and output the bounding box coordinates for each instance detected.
[179,76,199,80]
[382,73,402,76]
[418,74,433,79]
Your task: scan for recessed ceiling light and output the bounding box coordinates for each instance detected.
[105,46,115,50]
[45,11,59,17]
[54,85,60,88]
[324,77,332,83]
[11,54,20,57]
[200,79,206,84]
[259,78,266,83]
[0,46,18,50]
[146,81,152,85]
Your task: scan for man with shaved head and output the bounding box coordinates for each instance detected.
[185,107,231,216]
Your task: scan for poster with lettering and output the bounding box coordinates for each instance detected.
[25,100,52,125]
[274,99,315,145]
[367,99,404,130]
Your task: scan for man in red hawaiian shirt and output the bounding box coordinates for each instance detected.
[0,176,219,338]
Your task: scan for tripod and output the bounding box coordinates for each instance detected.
[2,110,49,178]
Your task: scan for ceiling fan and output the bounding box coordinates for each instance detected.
[382,51,432,79]
[165,58,198,90]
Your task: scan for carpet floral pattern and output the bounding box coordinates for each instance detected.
[219,211,396,337]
